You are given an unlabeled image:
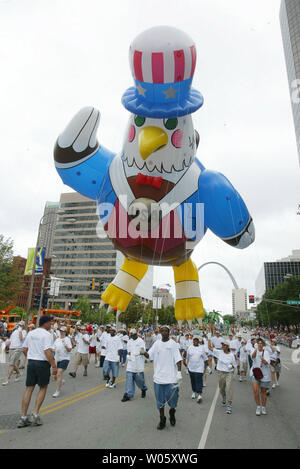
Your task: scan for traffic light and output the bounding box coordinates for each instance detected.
[249,295,255,304]
[99,281,105,293]
[33,294,41,308]
[42,294,49,309]
[90,278,95,290]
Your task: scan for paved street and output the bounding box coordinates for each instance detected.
[0,344,299,449]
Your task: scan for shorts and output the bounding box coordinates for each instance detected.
[8,348,22,367]
[251,376,271,388]
[89,346,96,354]
[239,361,248,374]
[57,360,70,370]
[154,382,179,409]
[75,352,89,367]
[26,360,51,387]
[270,363,281,373]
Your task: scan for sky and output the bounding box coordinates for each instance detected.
[0,0,299,315]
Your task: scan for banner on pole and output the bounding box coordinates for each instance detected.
[24,247,46,276]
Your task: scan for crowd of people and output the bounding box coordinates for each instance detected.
[1,316,298,430]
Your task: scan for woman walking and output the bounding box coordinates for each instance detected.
[250,338,271,416]
[184,336,208,403]
[208,338,236,414]
[53,326,72,398]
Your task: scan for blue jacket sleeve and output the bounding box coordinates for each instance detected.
[198,169,254,247]
[56,145,115,201]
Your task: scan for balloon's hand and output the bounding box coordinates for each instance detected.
[54,107,100,165]
[235,220,255,249]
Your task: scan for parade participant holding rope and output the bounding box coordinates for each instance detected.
[142,326,182,430]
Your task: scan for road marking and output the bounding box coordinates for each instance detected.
[40,365,153,416]
[282,364,290,370]
[197,385,219,450]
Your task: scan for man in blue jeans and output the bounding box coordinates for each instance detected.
[121,329,147,402]
[103,327,122,388]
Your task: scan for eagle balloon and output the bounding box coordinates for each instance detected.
[54,26,255,328]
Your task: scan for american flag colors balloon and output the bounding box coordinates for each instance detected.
[54,26,255,327]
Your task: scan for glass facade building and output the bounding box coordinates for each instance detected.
[280,0,300,165]
[50,192,117,309]
[255,251,300,300]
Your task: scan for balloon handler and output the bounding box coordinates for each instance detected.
[54,26,255,327]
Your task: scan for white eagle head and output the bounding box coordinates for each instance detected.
[122,113,199,175]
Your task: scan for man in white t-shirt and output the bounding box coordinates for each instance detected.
[69,326,91,378]
[99,325,111,373]
[121,328,148,402]
[2,321,27,386]
[143,326,182,430]
[103,327,123,388]
[17,315,57,428]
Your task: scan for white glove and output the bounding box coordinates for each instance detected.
[254,343,258,349]
[227,364,233,370]
[176,371,183,382]
[140,348,145,355]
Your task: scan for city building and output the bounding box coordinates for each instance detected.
[280,0,300,165]
[38,202,60,257]
[116,252,153,304]
[255,250,300,300]
[50,192,117,310]
[14,256,51,310]
[152,286,174,308]
[232,288,247,316]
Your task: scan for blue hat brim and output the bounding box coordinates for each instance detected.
[121,87,204,118]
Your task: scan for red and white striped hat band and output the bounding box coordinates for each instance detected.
[122,26,204,118]
[130,46,196,84]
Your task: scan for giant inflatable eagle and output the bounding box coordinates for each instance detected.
[54,26,255,328]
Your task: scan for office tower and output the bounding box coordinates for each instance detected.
[50,192,117,310]
[280,0,300,165]
[38,202,60,257]
[232,288,247,316]
[255,250,300,300]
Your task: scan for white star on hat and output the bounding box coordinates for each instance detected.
[163,85,178,99]
[137,84,146,97]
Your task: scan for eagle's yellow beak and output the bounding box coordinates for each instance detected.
[138,126,168,160]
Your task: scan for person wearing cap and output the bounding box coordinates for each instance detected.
[183,336,208,403]
[142,326,182,430]
[88,326,98,365]
[269,339,281,389]
[121,328,148,402]
[208,338,236,414]
[103,326,123,388]
[238,339,248,382]
[17,315,57,427]
[69,326,91,378]
[99,325,111,372]
[2,320,27,386]
[119,330,129,367]
[52,326,72,397]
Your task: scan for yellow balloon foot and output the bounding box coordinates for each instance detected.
[175,298,204,321]
[101,284,132,313]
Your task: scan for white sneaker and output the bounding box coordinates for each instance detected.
[105,381,111,388]
[2,381,9,386]
[52,390,60,398]
[272,383,276,389]
[239,377,242,382]
[276,382,279,387]
[109,383,116,388]
[261,407,267,415]
[197,395,202,403]
[191,392,196,399]
[203,383,206,387]
[256,406,261,416]
[15,375,21,382]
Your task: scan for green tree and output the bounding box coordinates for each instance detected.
[119,295,144,327]
[222,315,236,325]
[142,302,156,325]
[10,306,26,320]
[75,295,92,323]
[256,276,300,327]
[0,235,24,306]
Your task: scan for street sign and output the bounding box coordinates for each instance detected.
[286,300,300,305]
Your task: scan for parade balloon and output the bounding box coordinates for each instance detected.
[54,26,255,328]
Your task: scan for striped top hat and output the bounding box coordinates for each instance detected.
[122,26,204,118]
